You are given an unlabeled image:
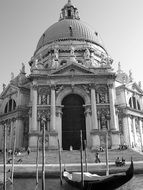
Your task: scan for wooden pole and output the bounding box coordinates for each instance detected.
[57,139,62,185]
[42,122,45,190]
[36,137,39,187]
[80,130,84,189]
[11,135,16,184]
[3,123,6,190]
[84,140,88,172]
[105,130,109,176]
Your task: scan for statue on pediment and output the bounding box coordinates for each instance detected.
[70,46,75,57]
[2,83,6,91]
[84,48,90,60]
[129,70,133,82]
[11,72,14,80]
[20,62,25,74]
[53,47,59,60]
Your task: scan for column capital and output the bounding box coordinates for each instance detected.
[55,85,64,94]
[56,106,63,117]
[84,105,91,116]
[50,84,56,90]
[90,83,96,89]
[37,109,50,121]
[11,117,17,122]
[32,84,38,90]
[0,120,6,125]
[108,83,113,89]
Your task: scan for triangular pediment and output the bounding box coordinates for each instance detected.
[0,84,18,98]
[51,62,94,75]
[126,82,143,93]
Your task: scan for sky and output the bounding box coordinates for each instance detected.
[0,0,143,92]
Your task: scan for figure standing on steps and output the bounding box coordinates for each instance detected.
[95,152,101,163]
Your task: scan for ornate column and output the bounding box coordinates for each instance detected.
[50,86,56,131]
[56,106,63,147]
[11,118,16,149]
[139,118,143,151]
[90,85,98,129]
[122,115,131,146]
[29,84,38,149]
[84,105,92,147]
[108,84,118,130]
[133,117,137,147]
[90,85,100,149]
[31,85,38,131]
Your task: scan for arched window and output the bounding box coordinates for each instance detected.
[129,97,141,110]
[4,99,16,113]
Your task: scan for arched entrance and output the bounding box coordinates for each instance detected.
[62,94,86,150]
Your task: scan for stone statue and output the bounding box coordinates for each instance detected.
[54,47,59,60]
[129,70,133,82]
[21,62,25,73]
[117,62,122,73]
[101,114,107,129]
[70,46,75,56]
[99,92,106,103]
[3,83,6,91]
[84,48,90,60]
[41,95,47,105]
[138,81,142,88]
[11,72,14,80]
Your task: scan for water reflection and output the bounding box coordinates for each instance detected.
[5,175,143,190]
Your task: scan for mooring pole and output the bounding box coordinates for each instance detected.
[105,130,109,176]
[80,130,84,189]
[57,139,62,185]
[3,122,6,190]
[42,121,45,190]
[36,137,39,187]
[11,135,16,184]
[84,140,88,172]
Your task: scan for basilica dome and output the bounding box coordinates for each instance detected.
[35,0,105,54]
[36,19,103,53]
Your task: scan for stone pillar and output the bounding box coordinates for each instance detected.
[139,119,143,151]
[31,85,38,131]
[127,116,133,147]
[50,86,56,131]
[29,85,38,149]
[133,117,137,147]
[15,118,23,148]
[84,105,92,148]
[56,106,63,148]
[90,86,98,129]
[11,118,16,149]
[122,116,130,146]
[108,84,118,130]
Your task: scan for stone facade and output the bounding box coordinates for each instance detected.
[0,1,143,151]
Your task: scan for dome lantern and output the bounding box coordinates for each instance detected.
[59,0,80,21]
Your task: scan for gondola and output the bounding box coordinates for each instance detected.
[63,160,134,190]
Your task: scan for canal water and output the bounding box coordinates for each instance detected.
[3,174,143,190]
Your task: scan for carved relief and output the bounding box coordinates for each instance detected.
[37,109,50,131]
[55,85,64,95]
[38,87,50,105]
[97,108,110,129]
[96,86,109,104]
[81,84,90,94]
[84,48,90,60]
